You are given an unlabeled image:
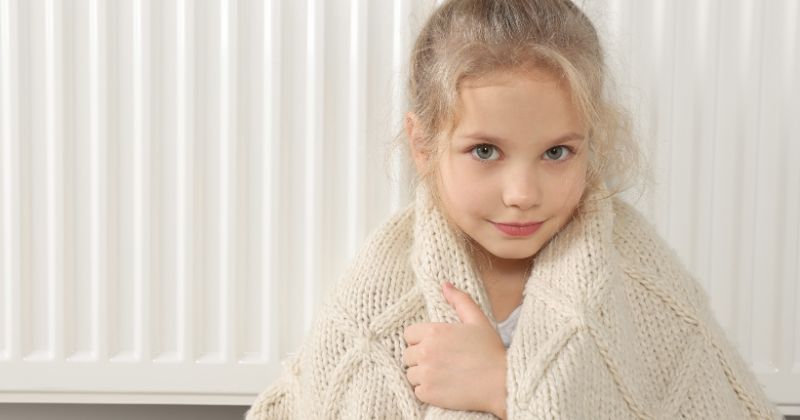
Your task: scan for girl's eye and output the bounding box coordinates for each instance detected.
[470,144,575,163]
[471,144,500,162]
[543,145,573,161]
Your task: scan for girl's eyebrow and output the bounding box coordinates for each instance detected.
[461,131,585,146]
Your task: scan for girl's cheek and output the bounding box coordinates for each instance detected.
[563,171,588,208]
[451,163,493,205]
[449,158,486,184]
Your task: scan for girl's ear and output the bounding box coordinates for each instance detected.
[405,112,428,174]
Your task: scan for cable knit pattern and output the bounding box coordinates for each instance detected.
[245,183,783,420]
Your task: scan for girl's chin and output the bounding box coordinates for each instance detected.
[465,232,538,261]
[480,243,539,262]
[494,251,538,261]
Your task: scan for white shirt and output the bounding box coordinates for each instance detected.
[496,304,523,348]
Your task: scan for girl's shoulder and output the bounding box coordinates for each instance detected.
[347,202,416,279]
[322,202,419,315]
[609,196,712,315]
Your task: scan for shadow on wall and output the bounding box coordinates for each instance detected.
[0,404,249,420]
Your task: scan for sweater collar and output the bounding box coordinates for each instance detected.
[409,182,616,325]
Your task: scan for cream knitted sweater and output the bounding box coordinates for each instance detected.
[245,183,783,419]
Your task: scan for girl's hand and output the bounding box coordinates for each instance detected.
[402,282,508,419]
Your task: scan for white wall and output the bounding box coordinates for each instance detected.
[0,0,798,417]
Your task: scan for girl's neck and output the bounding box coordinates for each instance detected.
[468,240,533,288]
[467,243,531,322]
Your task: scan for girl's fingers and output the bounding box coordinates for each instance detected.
[405,364,422,386]
[402,344,418,367]
[403,323,426,345]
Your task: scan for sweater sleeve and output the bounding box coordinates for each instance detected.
[500,303,784,420]
[243,292,423,419]
[609,198,784,419]
[244,351,302,420]
[245,206,420,419]
[244,375,294,420]
[678,298,785,420]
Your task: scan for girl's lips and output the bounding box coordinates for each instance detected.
[492,221,543,237]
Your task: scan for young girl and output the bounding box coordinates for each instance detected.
[247,1,782,418]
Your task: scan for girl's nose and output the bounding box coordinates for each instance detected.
[502,167,541,210]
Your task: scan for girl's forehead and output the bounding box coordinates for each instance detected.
[449,92,586,147]
[460,67,563,89]
[458,81,578,119]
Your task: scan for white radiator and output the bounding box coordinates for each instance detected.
[0,0,797,414]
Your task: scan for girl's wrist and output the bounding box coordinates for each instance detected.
[489,353,508,419]
[490,393,507,419]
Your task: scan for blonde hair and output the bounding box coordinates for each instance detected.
[386,0,652,266]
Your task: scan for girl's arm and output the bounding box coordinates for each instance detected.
[245,378,293,420]
[245,351,302,420]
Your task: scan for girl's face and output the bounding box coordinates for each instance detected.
[410,69,589,268]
